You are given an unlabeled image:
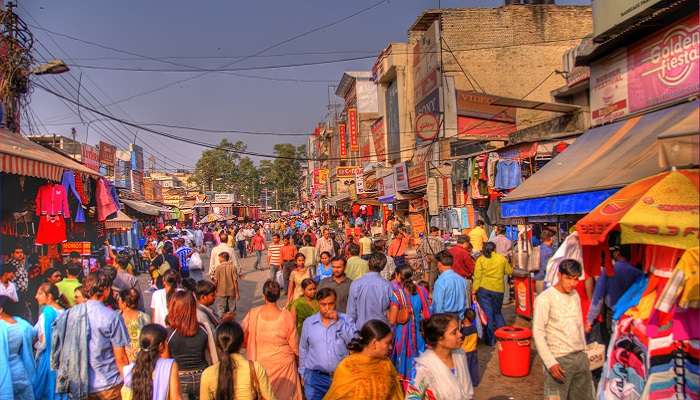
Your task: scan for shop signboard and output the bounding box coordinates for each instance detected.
[129,143,144,171]
[627,14,699,113]
[318,168,329,184]
[457,116,517,139]
[81,144,99,172]
[214,193,235,203]
[336,166,361,178]
[371,118,386,162]
[61,242,91,256]
[355,172,367,194]
[591,49,629,126]
[360,134,371,163]
[153,181,163,202]
[409,213,426,236]
[130,170,144,196]
[356,80,378,113]
[415,88,441,145]
[98,141,116,167]
[407,146,430,188]
[593,0,664,38]
[413,20,441,104]
[393,162,409,191]
[338,123,348,159]
[313,169,320,186]
[427,177,439,216]
[382,173,396,197]
[456,91,516,123]
[348,107,359,152]
[144,178,155,201]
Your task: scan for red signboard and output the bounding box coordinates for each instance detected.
[627,14,699,113]
[98,141,116,167]
[62,242,91,256]
[336,166,361,178]
[348,107,359,152]
[457,116,517,139]
[338,123,347,159]
[371,118,385,162]
[81,144,99,172]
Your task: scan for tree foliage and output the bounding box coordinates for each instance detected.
[190,140,305,209]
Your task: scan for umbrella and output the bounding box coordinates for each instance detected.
[577,169,699,250]
[198,213,223,224]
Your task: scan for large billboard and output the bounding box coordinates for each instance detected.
[413,20,441,104]
[129,143,144,171]
[98,141,116,167]
[371,118,386,163]
[81,144,99,172]
[385,80,400,161]
[590,14,699,126]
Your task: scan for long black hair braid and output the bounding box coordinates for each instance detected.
[131,324,168,400]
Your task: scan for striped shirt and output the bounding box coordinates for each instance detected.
[268,244,283,266]
[176,246,193,273]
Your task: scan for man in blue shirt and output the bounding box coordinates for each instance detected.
[431,250,467,318]
[299,287,355,400]
[83,271,130,399]
[346,252,392,329]
[586,245,643,341]
[534,229,555,293]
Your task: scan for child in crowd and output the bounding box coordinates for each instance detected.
[461,309,479,387]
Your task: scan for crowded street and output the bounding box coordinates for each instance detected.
[0,0,698,399]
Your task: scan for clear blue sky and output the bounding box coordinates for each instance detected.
[22,0,590,171]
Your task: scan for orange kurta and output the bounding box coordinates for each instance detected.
[242,307,302,400]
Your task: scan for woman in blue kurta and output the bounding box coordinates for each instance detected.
[33,283,67,400]
[387,265,431,385]
[0,294,36,400]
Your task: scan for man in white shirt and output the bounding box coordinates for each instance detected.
[0,263,18,302]
[533,259,594,400]
[209,232,236,279]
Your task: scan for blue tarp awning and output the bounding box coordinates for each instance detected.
[501,100,698,218]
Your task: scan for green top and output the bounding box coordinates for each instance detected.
[473,252,513,293]
[287,297,319,334]
[346,256,369,280]
[55,278,81,306]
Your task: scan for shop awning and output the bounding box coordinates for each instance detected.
[0,129,100,181]
[105,210,134,230]
[502,100,699,218]
[325,192,350,207]
[121,198,167,216]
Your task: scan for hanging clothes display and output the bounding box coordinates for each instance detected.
[61,170,86,223]
[35,183,70,245]
[494,159,522,190]
[95,178,118,222]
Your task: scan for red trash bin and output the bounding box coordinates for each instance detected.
[495,326,532,377]
[513,268,535,319]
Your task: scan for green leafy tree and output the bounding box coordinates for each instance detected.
[259,143,306,209]
[189,139,246,192]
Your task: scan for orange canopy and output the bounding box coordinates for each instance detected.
[577,169,699,250]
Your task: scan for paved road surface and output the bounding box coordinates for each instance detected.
[139,249,271,321]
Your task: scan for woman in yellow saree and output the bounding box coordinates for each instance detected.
[323,319,404,400]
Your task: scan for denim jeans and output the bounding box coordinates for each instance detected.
[270,264,280,283]
[476,288,505,346]
[303,370,332,400]
[237,240,247,258]
[253,250,264,270]
[179,369,203,400]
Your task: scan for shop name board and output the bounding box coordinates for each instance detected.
[98,141,116,167]
[415,88,441,145]
[318,168,329,184]
[394,163,409,191]
[456,91,516,123]
[591,15,699,126]
[592,0,664,38]
[130,170,144,196]
[62,241,91,256]
[336,166,361,178]
[413,20,441,103]
[214,193,235,202]
[371,118,386,162]
[338,123,347,158]
[348,107,359,152]
[458,116,516,139]
[81,144,99,172]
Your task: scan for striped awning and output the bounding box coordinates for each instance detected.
[0,153,63,181]
[0,129,100,181]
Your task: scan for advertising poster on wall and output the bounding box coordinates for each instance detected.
[413,20,440,104]
[98,141,116,166]
[348,107,359,152]
[114,160,131,188]
[130,170,144,196]
[627,14,699,113]
[591,49,629,126]
[338,123,347,159]
[393,162,409,191]
[415,88,441,145]
[371,118,386,163]
[81,144,99,171]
